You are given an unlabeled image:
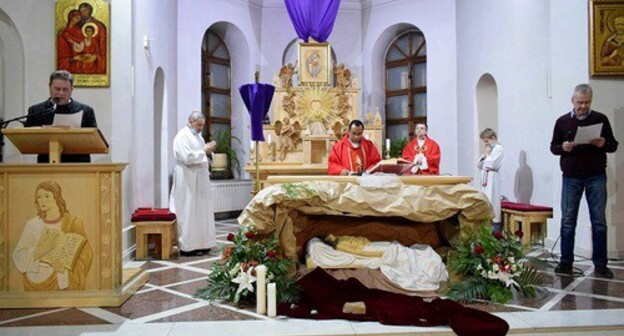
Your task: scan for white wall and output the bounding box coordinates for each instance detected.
[549,0,624,258]
[362,0,458,174]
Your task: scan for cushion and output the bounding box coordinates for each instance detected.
[501,201,552,212]
[131,208,176,222]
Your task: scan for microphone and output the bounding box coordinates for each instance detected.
[46,99,58,112]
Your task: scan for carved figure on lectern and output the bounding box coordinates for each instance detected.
[12,181,93,291]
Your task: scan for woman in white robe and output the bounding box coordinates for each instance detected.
[169,111,216,253]
[478,128,504,231]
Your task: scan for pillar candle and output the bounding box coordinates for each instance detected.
[267,282,277,317]
[268,134,272,144]
[386,138,391,149]
[250,140,255,150]
[255,265,267,314]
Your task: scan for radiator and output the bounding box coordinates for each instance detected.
[211,180,253,213]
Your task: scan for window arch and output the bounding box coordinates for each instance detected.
[201,29,231,141]
[384,29,427,142]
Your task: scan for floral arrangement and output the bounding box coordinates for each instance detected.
[196,227,300,304]
[446,225,544,304]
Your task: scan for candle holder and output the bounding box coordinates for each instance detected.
[385,148,391,160]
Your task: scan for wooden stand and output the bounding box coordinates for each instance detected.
[0,128,146,308]
[135,220,176,260]
[502,208,552,245]
[3,127,109,164]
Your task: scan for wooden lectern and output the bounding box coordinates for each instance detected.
[3,127,109,163]
[0,127,147,308]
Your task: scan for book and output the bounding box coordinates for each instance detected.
[33,226,87,271]
[366,158,415,175]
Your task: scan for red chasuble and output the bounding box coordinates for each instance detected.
[401,136,441,175]
[328,135,381,175]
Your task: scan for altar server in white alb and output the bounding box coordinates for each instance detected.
[170,111,217,256]
[478,128,504,232]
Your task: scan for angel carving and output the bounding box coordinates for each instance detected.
[282,89,297,118]
[332,122,345,141]
[333,63,351,89]
[279,63,296,89]
[274,117,302,161]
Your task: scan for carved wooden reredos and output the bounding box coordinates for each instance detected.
[248,47,383,169]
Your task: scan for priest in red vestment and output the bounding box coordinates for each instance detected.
[402,123,441,175]
[328,120,381,175]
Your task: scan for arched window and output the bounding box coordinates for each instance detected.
[384,29,427,142]
[201,29,231,141]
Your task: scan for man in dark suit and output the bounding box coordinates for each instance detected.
[25,70,97,163]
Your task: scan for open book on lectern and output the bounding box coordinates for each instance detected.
[366,158,415,175]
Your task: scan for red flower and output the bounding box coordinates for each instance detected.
[515,230,524,238]
[494,255,503,265]
[474,246,484,254]
[493,231,504,239]
[267,250,277,258]
[245,231,256,239]
[227,233,235,241]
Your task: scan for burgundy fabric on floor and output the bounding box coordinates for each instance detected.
[278,268,509,335]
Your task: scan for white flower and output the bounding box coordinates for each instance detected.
[231,266,256,294]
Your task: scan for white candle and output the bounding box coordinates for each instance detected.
[250,140,255,150]
[386,138,391,149]
[267,134,272,144]
[267,282,277,317]
[255,265,267,314]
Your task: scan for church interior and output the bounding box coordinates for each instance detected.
[1,0,624,335]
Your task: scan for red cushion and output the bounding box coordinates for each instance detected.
[501,201,552,212]
[131,208,176,222]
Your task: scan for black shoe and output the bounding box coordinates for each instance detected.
[595,266,614,279]
[180,250,204,257]
[554,263,573,275]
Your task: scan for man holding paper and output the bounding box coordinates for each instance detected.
[170,111,217,256]
[550,83,619,279]
[25,70,97,163]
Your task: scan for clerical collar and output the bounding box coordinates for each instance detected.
[570,109,592,120]
[348,138,361,148]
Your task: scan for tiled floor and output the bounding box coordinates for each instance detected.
[2,218,624,335]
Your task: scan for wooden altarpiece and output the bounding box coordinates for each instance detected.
[245,59,384,186]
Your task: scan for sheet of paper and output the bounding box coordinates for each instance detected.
[574,123,602,144]
[53,111,83,128]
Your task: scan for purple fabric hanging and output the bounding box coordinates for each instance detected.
[284,0,340,42]
[239,83,275,142]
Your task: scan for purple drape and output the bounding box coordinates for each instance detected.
[284,0,340,43]
[239,83,275,142]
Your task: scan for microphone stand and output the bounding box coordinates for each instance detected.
[0,106,57,163]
